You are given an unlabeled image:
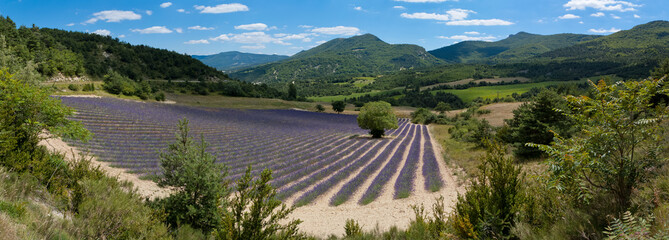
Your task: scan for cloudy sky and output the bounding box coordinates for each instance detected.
[0,0,665,56]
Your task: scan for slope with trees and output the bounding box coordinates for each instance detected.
[192,51,289,71]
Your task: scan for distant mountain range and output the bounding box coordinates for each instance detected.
[428,32,601,63]
[229,34,444,83]
[192,51,289,71]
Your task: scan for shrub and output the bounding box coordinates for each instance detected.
[82,83,95,91]
[67,84,79,91]
[155,92,166,101]
[315,104,325,112]
[332,101,346,113]
[344,219,362,238]
[357,101,398,138]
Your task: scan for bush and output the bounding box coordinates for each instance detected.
[155,92,166,101]
[315,104,325,112]
[67,84,79,91]
[450,142,523,239]
[410,108,437,125]
[82,83,95,91]
[332,100,346,113]
[344,219,362,238]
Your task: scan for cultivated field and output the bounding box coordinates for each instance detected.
[60,96,446,207]
[434,79,586,102]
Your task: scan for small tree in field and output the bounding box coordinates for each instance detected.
[157,118,228,234]
[434,101,451,114]
[315,104,325,112]
[332,101,346,113]
[357,101,398,138]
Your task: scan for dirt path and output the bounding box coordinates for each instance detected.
[289,124,463,237]
[39,137,170,199]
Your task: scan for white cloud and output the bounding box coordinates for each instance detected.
[131,26,173,34]
[634,14,640,18]
[85,10,141,24]
[438,35,496,41]
[445,19,514,26]
[564,0,640,12]
[401,9,474,21]
[66,23,75,26]
[393,6,406,9]
[591,12,605,17]
[160,2,172,8]
[558,13,581,19]
[588,27,621,33]
[241,45,266,50]
[177,9,185,13]
[175,28,183,33]
[579,21,584,24]
[354,6,363,11]
[464,31,480,35]
[118,34,125,38]
[92,29,111,36]
[235,23,270,31]
[185,39,209,44]
[299,25,313,28]
[188,25,214,30]
[194,3,249,14]
[611,14,621,19]
[146,10,153,15]
[394,0,449,2]
[311,26,361,35]
[316,40,327,44]
[210,32,288,45]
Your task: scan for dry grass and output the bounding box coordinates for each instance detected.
[430,125,484,179]
[441,102,523,127]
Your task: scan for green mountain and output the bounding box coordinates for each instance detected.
[428,32,600,63]
[192,51,289,71]
[0,16,226,81]
[229,34,444,83]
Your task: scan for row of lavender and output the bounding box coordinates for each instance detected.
[59,97,444,205]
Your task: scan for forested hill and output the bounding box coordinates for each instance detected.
[428,32,600,63]
[0,16,226,81]
[192,51,289,71]
[229,33,444,83]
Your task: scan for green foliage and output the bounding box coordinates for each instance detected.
[0,200,26,219]
[450,142,523,239]
[434,102,451,113]
[533,78,668,213]
[344,219,362,238]
[216,166,302,240]
[501,89,574,158]
[155,92,166,101]
[74,177,170,240]
[156,118,228,234]
[410,108,436,125]
[315,104,325,112]
[448,113,493,148]
[356,101,398,138]
[332,100,346,113]
[288,83,297,100]
[603,211,669,240]
[81,83,95,91]
[67,83,78,91]
[0,69,90,171]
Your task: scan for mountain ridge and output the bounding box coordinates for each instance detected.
[192,51,289,71]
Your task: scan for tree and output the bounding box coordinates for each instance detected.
[357,101,398,138]
[502,89,574,158]
[287,82,297,100]
[332,100,346,113]
[315,104,325,112]
[434,102,451,113]
[534,78,669,214]
[216,166,302,240]
[157,118,228,234]
[0,70,89,170]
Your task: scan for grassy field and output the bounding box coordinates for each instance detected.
[308,90,385,102]
[430,125,484,179]
[433,80,587,102]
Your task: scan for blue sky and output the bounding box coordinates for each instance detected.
[1,0,665,56]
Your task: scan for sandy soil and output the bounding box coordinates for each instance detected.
[442,102,523,127]
[288,124,464,237]
[39,136,170,199]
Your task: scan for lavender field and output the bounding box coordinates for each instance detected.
[60,97,444,206]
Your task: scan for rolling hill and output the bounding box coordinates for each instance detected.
[229,34,444,83]
[192,51,289,71]
[428,32,600,63]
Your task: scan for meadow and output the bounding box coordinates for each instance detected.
[60,96,444,206]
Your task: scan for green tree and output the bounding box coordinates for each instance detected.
[503,89,574,158]
[157,118,228,234]
[434,101,451,113]
[287,82,297,100]
[332,100,346,113]
[450,142,523,239]
[216,166,302,240]
[357,101,398,138]
[315,104,325,112]
[534,79,668,214]
[0,70,89,170]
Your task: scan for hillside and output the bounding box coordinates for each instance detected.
[429,32,600,63]
[192,51,289,71]
[0,16,226,81]
[229,34,444,83]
